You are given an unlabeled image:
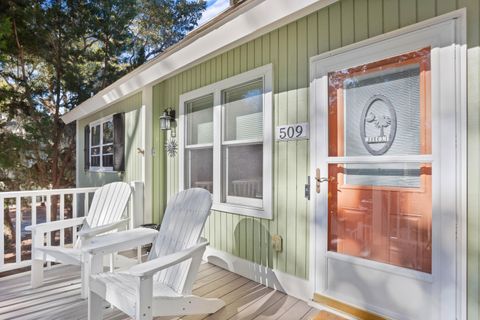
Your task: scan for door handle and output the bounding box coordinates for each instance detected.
[315,168,328,193]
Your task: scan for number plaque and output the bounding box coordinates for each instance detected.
[276,123,309,141]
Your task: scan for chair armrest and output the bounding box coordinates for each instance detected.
[77,219,129,239]
[127,240,209,277]
[25,217,85,233]
[82,228,158,255]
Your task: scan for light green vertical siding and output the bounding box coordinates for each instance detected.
[77,92,143,187]
[151,1,480,317]
[353,0,369,42]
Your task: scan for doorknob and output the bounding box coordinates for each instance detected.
[315,168,328,193]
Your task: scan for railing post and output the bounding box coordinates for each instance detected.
[30,226,45,287]
[130,181,144,229]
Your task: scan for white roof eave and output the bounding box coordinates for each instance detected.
[61,0,337,124]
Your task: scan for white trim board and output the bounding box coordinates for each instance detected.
[61,0,338,124]
[203,246,313,302]
[142,85,153,224]
[75,122,81,187]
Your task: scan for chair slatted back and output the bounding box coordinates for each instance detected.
[84,182,131,229]
[149,188,212,294]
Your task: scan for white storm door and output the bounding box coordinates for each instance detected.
[310,17,464,320]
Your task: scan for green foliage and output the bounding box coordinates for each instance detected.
[0,17,10,53]
[0,0,206,191]
[131,0,206,66]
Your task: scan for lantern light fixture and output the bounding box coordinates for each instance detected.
[159,108,176,137]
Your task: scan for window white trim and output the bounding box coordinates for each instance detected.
[179,64,273,219]
[89,115,115,172]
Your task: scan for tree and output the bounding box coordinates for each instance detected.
[0,0,206,222]
[130,0,205,67]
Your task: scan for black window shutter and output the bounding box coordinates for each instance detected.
[113,113,125,172]
[84,125,90,171]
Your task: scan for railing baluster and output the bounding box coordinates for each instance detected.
[60,193,65,247]
[15,196,21,263]
[46,194,51,245]
[84,192,89,217]
[72,193,77,244]
[31,196,36,263]
[31,196,37,226]
[46,195,51,268]
[0,196,4,266]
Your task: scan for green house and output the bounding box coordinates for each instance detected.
[61,0,480,318]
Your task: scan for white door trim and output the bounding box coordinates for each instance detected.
[308,9,467,320]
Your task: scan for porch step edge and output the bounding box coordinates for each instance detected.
[313,293,388,320]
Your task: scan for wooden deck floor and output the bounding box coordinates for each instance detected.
[0,263,321,320]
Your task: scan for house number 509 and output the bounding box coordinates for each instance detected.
[276,123,309,141]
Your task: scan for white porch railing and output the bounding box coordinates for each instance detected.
[0,181,143,274]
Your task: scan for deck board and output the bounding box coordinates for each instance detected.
[0,262,320,320]
[277,300,313,320]
[301,308,324,320]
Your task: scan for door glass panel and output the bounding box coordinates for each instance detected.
[326,48,432,274]
[328,163,432,273]
[328,47,431,157]
[344,163,421,188]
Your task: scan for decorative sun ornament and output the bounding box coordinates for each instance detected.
[165,138,178,157]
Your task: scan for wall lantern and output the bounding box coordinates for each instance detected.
[159,108,176,137]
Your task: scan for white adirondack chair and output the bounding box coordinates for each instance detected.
[26,182,132,296]
[88,188,225,320]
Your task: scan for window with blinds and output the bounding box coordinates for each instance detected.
[179,65,273,218]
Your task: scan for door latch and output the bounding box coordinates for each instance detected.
[315,168,328,193]
[304,176,310,200]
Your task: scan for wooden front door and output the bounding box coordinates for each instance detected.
[310,19,463,320]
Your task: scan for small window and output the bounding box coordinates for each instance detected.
[180,65,273,219]
[90,117,114,171]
